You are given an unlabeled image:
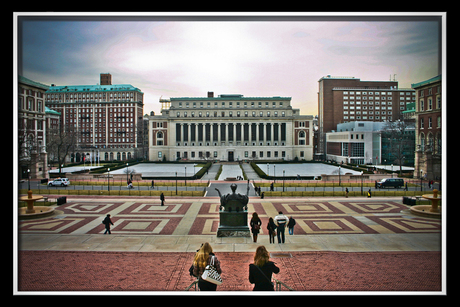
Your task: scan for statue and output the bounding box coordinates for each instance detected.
[215,183,249,212]
[215,183,251,237]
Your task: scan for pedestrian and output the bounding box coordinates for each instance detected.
[405,182,408,191]
[367,188,372,198]
[248,246,280,291]
[267,217,277,244]
[102,214,113,234]
[160,192,165,206]
[270,182,274,192]
[345,187,349,198]
[287,216,296,235]
[192,242,222,291]
[375,180,378,189]
[151,180,154,189]
[274,211,289,244]
[250,212,262,243]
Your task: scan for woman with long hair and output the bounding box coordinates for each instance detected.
[250,212,262,243]
[248,246,280,291]
[192,242,222,291]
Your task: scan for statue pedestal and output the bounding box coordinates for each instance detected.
[217,211,250,237]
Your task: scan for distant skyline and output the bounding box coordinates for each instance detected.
[17,13,442,116]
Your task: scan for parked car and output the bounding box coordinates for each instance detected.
[48,178,70,186]
[377,178,404,189]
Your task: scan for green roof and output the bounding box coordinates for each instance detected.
[45,106,61,115]
[46,84,143,93]
[411,75,442,89]
[18,75,50,90]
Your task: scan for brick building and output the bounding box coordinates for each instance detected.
[317,75,415,159]
[412,75,442,181]
[45,73,144,162]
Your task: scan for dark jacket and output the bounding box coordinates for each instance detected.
[250,218,262,234]
[249,261,280,291]
[103,216,113,228]
[267,220,277,234]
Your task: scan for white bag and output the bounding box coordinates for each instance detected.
[201,256,223,285]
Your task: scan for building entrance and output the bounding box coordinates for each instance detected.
[228,151,234,162]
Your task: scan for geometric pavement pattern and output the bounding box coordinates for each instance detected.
[18,198,441,236]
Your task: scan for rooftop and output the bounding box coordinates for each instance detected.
[170,95,291,101]
[46,84,143,93]
[411,74,442,89]
[18,75,50,91]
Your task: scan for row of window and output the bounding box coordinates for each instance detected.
[342,91,414,96]
[174,101,285,109]
[176,110,287,118]
[172,150,292,159]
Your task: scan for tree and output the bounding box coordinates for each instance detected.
[46,126,78,175]
[380,120,415,176]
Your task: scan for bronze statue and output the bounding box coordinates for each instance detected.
[215,183,249,212]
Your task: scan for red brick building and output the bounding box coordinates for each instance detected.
[412,75,442,181]
[316,75,414,159]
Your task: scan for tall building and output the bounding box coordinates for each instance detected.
[317,75,415,159]
[148,92,314,162]
[18,75,50,179]
[45,74,144,162]
[412,75,442,181]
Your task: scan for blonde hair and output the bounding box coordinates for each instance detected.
[193,242,213,268]
[254,245,269,267]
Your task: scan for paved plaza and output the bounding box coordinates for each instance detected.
[16,195,443,292]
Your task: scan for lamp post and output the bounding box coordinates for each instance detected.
[107,168,110,192]
[339,165,341,186]
[274,164,276,183]
[283,169,285,192]
[126,163,129,184]
[185,166,187,186]
[420,170,423,192]
[175,172,178,195]
[27,169,30,191]
[361,171,364,196]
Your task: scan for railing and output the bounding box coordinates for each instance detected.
[273,278,295,291]
[184,279,199,291]
[184,278,295,291]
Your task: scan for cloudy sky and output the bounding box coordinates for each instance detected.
[18,14,441,116]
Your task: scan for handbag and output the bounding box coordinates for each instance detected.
[201,256,223,285]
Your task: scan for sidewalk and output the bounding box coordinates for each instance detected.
[19,232,441,253]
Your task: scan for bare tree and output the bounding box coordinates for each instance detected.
[380,120,415,176]
[46,126,78,175]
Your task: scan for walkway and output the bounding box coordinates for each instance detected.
[16,196,443,292]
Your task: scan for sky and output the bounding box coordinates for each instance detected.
[18,15,441,116]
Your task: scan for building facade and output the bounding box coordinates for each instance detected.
[412,75,442,181]
[18,75,50,179]
[325,121,415,166]
[148,92,313,162]
[45,73,144,162]
[317,75,415,159]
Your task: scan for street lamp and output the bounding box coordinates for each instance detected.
[339,165,341,186]
[27,169,30,191]
[361,171,364,196]
[107,168,110,192]
[274,165,276,183]
[126,163,129,184]
[175,172,178,195]
[185,166,187,186]
[283,169,285,192]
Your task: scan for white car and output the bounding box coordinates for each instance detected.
[48,178,70,187]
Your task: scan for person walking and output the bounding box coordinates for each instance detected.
[191,242,222,291]
[250,212,262,243]
[267,217,277,244]
[274,211,289,244]
[102,214,114,234]
[345,187,349,198]
[249,246,280,291]
[287,216,296,235]
[160,192,165,206]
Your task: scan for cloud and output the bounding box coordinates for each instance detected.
[19,19,440,116]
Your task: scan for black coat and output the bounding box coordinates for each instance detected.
[249,261,280,291]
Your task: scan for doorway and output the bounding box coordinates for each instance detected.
[228,151,234,162]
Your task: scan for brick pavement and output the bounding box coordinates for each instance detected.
[18,250,441,292]
[18,197,441,236]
